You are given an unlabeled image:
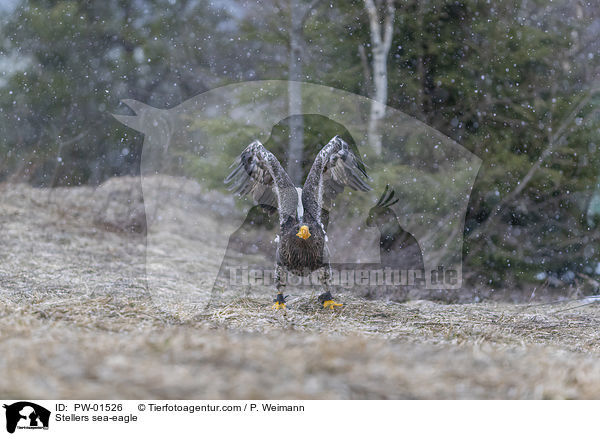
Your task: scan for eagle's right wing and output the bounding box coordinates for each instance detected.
[225,140,298,224]
[302,136,371,225]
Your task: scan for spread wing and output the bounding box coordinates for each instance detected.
[302,135,371,224]
[225,140,298,224]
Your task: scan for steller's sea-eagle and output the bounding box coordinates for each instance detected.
[225,135,371,309]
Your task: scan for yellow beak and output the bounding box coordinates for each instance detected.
[296,225,311,240]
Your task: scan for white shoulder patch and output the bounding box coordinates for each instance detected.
[320,221,328,241]
[296,187,304,219]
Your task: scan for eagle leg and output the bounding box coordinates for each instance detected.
[272,292,287,310]
[317,267,343,309]
[318,291,343,309]
[272,265,288,310]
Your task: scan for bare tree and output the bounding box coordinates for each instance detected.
[363,0,395,155]
[287,0,323,185]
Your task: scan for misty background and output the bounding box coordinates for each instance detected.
[1,0,599,293]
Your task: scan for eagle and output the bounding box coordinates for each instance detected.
[225,135,371,309]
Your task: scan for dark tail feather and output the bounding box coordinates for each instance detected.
[377,185,390,206]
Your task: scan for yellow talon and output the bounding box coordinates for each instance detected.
[323,300,343,309]
[272,293,287,310]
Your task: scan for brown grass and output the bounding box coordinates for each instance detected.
[1,177,600,399]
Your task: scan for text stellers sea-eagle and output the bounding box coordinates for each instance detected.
[225,136,371,310]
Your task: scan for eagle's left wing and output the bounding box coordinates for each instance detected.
[225,140,299,224]
[302,135,371,225]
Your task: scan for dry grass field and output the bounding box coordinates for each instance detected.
[2,178,600,399]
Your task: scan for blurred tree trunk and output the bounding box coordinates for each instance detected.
[287,0,322,185]
[286,0,323,185]
[287,1,305,185]
[364,0,395,155]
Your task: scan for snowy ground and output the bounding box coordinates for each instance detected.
[1,177,600,399]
